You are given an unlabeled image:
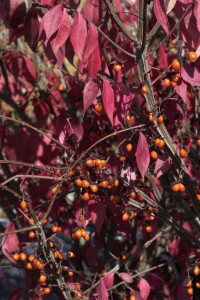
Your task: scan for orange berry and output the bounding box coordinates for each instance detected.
[179,183,185,193]
[82,179,90,188]
[130,191,136,199]
[82,192,90,201]
[110,195,120,203]
[68,271,74,277]
[148,113,156,122]
[126,143,133,152]
[171,74,180,82]
[28,254,35,262]
[12,253,19,261]
[67,251,75,258]
[86,158,95,167]
[95,159,101,167]
[95,104,103,113]
[26,262,33,270]
[163,78,171,87]
[90,184,98,193]
[37,262,44,270]
[122,212,129,221]
[28,230,36,239]
[171,58,181,71]
[141,85,148,94]
[197,138,200,146]
[58,84,65,92]
[74,229,82,239]
[179,148,188,158]
[171,183,180,192]
[129,211,135,220]
[170,81,177,87]
[19,252,27,261]
[193,266,200,276]
[188,51,197,62]
[84,233,90,241]
[170,39,176,46]
[20,200,28,210]
[196,282,200,289]
[158,139,165,149]
[149,215,155,221]
[48,240,54,248]
[54,169,61,176]
[121,255,127,261]
[57,225,63,233]
[67,170,74,177]
[28,218,34,225]
[100,180,109,188]
[129,296,136,300]
[150,150,158,160]
[43,287,51,295]
[145,225,152,233]
[157,115,164,126]
[75,178,83,187]
[51,185,59,194]
[154,138,161,147]
[197,194,200,201]
[185,279,192,288]
[187,287,193,295]
[80,228,87,238]
[51,224,58,233]
[119,155,126,162]
[113,64,122,72]
[38,274,47,283]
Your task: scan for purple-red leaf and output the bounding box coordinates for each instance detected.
[2,222,19,263]
[2,0,26,29]
[103,273,115,289]
[24,7,43,52]
[181,62,200,86]
[136,132,150,181]
[166,0,177,14]
[138,278,151,300]
[89,201,106,234]
[97,278,108,300]
[154,0,169,35]
[83,78,99,114]
[102,78,115,125]
[50,8,71,55]
[194,1,200,32]
[88,44,101,77]
[70,12,87,61]
[154,153,171,178]
[82,23,99,62]
[39,4,63,42]
[118,272,133,283]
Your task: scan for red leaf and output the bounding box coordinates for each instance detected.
[118,272,133,283]
[174,80,187,101]
[50,8,71,55]
[82,0,100,24]
[82,23,99,62]
[103,273,115,289]
[97,278,108,300]
[136,132,150,181]
[102,78,115,125]
[83,78,99,114]
[2,222,19,263]
[166,0,177,14]
[3,52,36,86]
[2,0,26,29]
[154,153,171,178]
[24,7,43,52]
[39,4,64,42]
[194,1,200,32]
[89,201,106,234]
[181,62,200,86]
[138,278,150,300]
[154,0,169,35]
[70,12,87,61]
[88,44,101,77]
[39,0,61,6]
